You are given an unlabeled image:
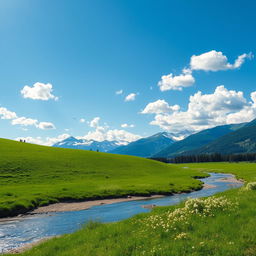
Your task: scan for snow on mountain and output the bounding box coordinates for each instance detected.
[53,136,120,152]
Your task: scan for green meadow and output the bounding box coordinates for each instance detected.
[11,162,256,256]
[2,138,256,256]
[0,138,205,217]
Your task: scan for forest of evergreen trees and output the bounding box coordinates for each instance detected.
[151,152,256,164]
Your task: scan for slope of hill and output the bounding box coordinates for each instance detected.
[154,123,245,158]
[53,136,119,152]
[0,138,205,218]
[109,132,175,157]
[187,119,256,155]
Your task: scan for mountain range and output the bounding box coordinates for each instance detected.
[109,132,175,157]
[53,136,120,152]
[185,120,256,155]
[53,118,256,158]
[153,123,246,158]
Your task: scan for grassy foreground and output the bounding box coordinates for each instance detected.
[0,138,206,217]
[11,162,256,256]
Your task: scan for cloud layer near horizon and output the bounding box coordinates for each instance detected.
[15,117,141,146]
[142,85,256,134]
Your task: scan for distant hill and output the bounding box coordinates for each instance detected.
[53,136,120,152]
[109,132,175,157]
[186,119,256,155]
[153,123,245,158]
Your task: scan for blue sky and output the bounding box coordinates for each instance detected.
[0,0,256,145]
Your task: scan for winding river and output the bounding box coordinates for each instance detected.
[0,172,243,253]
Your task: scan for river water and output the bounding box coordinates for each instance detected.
[0,172,243,253]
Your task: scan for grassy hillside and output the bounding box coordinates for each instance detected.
[154,123,244,158]
[12,162,256,256]
[0,138,205,217]
[189,125,256,155]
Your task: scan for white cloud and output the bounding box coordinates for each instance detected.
[11,117,56,130]
[21,82,58,101]
[121,123,135,128]
[81,129,141,144]
[0,106,56,130]
[79,117,140,144]
[37,122,56,130]
[158,71,195,91]
[115,89,123,95]
[125,93,137,102]
[141,99,180,114]
[12,117,38,126]
[89,117,100,128]
[157,50,252,92]
[143,85,256,135]
[80,118,85,123]
[190,50,252,71]
[0,107,17,119]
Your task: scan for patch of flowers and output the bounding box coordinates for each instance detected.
[135,196,237,234]
[245,182,256,191]
[174,232,188,240]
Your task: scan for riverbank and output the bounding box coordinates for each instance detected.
[28,195,165,214]
[7,238,53,254]
[1,165,249,256]
[26,179,227,214]
[1,178,214,221]
[0,176,238,222]
[0,172,244,254]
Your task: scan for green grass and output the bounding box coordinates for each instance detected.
[0,138,206,217]
[11,162,256,256]
[179,162,256,181]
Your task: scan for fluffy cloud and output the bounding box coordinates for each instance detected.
[143,85,256,134]
[116,90,123,95]
[80,118,86,123]
[158,70,195,91]
[141,99,180,114]
[21,82,58,101]
[157,50,252,92]
[37,122,56,130]
[125,93,137,102]
[0,107,17,119]
[0,106,55,130]
[190,50,252,71]
[11,117,56,130]
[79,117,140,144]
[11,117,38,126]
[121,123,135,128]
[89,117,100,128]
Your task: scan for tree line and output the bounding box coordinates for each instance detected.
[151,152,256,164]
